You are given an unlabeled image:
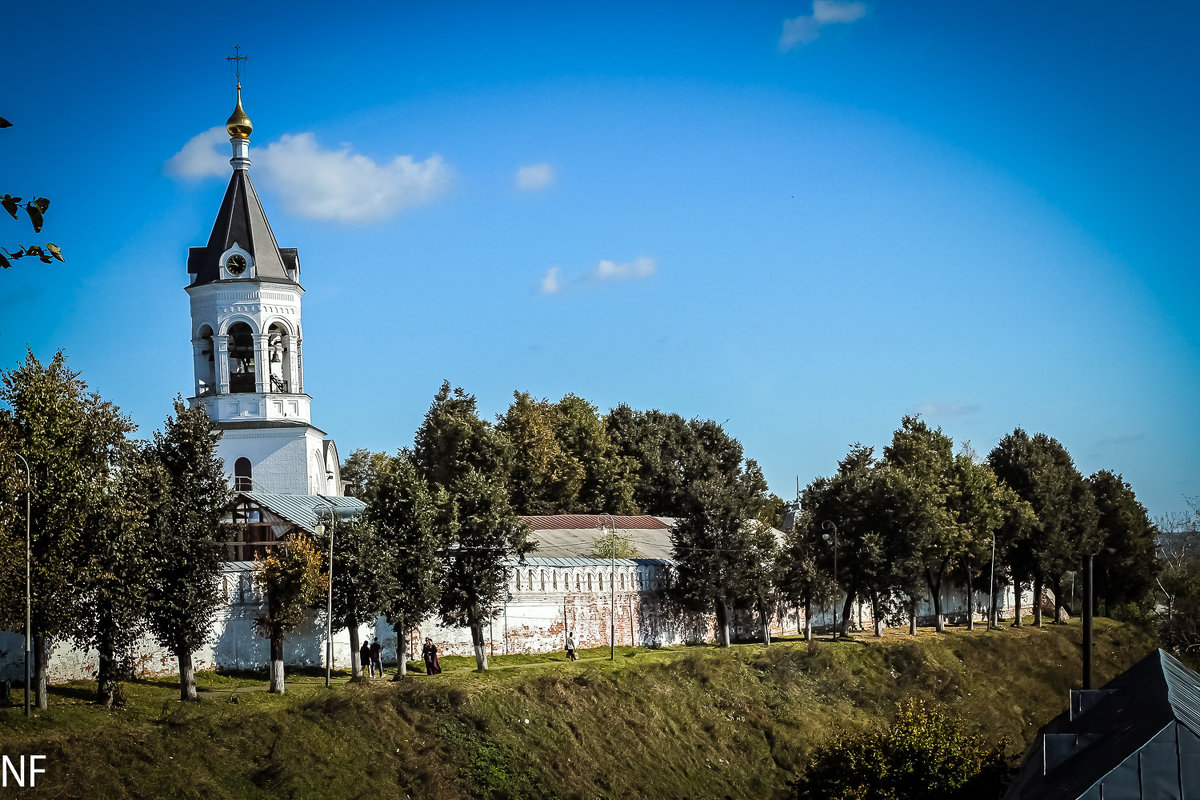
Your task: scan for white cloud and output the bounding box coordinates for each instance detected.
[164,129,451,223]
[588,257,657,282]
[164,126,230,178]
[539,266,561,295]
[516,162,556,192]
[780,1,867,50]
[538,257,657,296]
[256,133,450,223]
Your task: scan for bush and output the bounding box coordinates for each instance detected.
[789,699,1012,800]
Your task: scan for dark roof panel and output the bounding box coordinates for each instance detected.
[188,169,298,287]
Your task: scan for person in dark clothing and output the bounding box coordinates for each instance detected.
[422,637,441,675]
[360,640,374,678]
[370,637,383,678]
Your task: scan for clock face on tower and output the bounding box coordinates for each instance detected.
[226,254,247,276]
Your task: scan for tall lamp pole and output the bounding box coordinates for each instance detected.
[599,514,616,661]
[822,520,838,641]
[988,530,997,630]
[315,497,336,689]
[14,453,31,716]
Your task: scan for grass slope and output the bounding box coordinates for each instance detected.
[0,618,1155,799]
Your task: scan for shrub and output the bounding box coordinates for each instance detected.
[789,699,1012,800]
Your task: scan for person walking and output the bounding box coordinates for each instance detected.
[565,631,577,662]
[422,637,441,675]
[360,639,373,678]
[370,637,383,678]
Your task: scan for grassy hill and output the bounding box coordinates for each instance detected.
[0,618,1155,799]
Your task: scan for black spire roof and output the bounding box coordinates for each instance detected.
[186,168,299,287]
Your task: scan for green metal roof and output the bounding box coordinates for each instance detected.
[239,492,365,533]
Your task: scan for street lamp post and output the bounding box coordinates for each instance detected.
[599,514,616,661]
[14,453,31,716]
[314,497,336,689]
[822,520,838,641]
[988,530,997,630]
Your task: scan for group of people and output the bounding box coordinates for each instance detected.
[353,632,581,678]
[359,637,385,678]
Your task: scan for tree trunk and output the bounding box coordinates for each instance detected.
[269,630,286,694]
[839,593,854,637]
[1052,576,1064,624]
[872,593,884,637]
[177,648,197,701]
[1033,575,1044,627]
[393,618,406,680]
[347,618,362,679]
[803,597,812,642]
[966,561,975,631]
[990,579,1000,628]
[97,631,115,707]
[470,619,489,671]
[1012,575,1023,627]
[715,601,731,647]
[759,603,771,646]
[926,562,947,633]
[34,633,49,710]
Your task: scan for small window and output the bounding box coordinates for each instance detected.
[234,457,253,491]
[528,570,534,590]
[540,571,545,591]
[552,572,558,590]
[587,573,593,591]
[620,573,626,590]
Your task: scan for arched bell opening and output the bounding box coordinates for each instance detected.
[234,457,253,491]
[195,325,216,396]
[227,322,256,393]
[266,321,292,393]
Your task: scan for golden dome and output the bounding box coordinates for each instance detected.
[226,83,252,140]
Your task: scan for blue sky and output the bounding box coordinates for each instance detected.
[2,2,1196,520]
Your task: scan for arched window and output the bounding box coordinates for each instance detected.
[620,573,625,590]
[552,572,558,590]
[599,573,604,591]
[528,570,534,590]
[196,325,216,396]
[227,322,256,393]
[575,574,581,590]
[266,322,291,393]
[540,571,545,591]
[234,457,252,491]
[587,573,593,591]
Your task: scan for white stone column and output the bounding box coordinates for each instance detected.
[252,333,267,393]
[287,334,299,394]
[215,335,230,394]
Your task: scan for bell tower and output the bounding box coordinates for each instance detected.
[185,65,342,496]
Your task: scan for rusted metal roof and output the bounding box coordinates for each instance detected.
[521,514,670,531]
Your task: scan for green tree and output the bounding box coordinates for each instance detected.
[947,449,1009,631]
[988,430,1097,626]
[414,383,529,670]
[316,514,388,679]
[666,417,779,646]
[881,416,959,633]
[340,448,391,503]
[802,445,908,637]
[1087,470,1158,617]
[498,391,583,514]
[790,699,1011,800]
[254,533,325,694]
[145,398,231,702]
[437,467,530,670]
[71,441,166,706]
[778,506,835,641]
[368,452,441,677]
[553,394,637,514]
[0,350,133,708]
